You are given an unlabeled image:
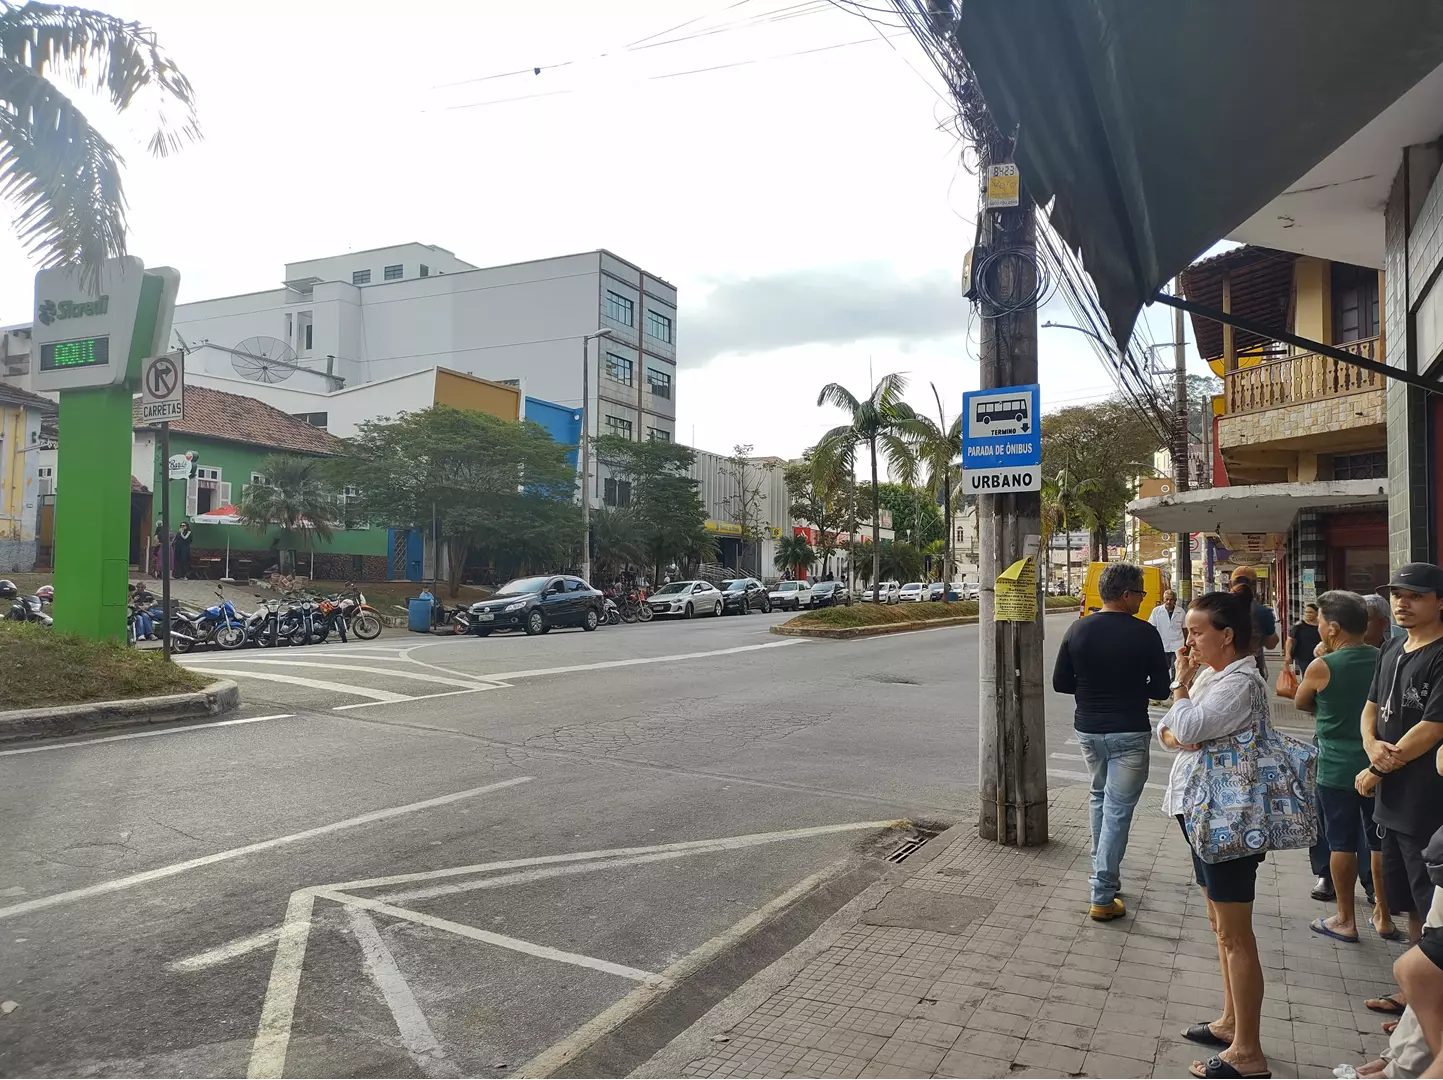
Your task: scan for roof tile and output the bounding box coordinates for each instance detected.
[132,385,343,456]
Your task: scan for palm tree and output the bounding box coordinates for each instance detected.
[238,455,339,577]
[774,533,816,577]
[902,384,963,600]
[0,4,199,284]
[1042,465,1098,594]
[815,373,917,597]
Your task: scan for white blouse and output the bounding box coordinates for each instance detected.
[1157,656,1268,815]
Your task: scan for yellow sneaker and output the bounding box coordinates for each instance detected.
[1089,897,1126,921]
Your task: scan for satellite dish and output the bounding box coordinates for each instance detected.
[232,336,300,383]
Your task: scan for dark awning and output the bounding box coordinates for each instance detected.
[959,0,1443,345]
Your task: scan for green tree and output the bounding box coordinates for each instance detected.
[237,454,338,576]
[902,384,962,597]
[719,443,773,576]
[855,481,944,547]
[879,541,924,583]
[783,450,852,577]
[774,532,815,576]
[593,435,713,586]
[334,406,576,596]
[816,373,918,592]
[591,507,644,583]
[0,4,199,284]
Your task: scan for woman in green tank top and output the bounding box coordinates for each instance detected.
[1294,590,1392,942]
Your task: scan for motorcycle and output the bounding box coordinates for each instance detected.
[338,584,383,640]
[174,588,248,651]
[603,597,621,626]
[311,597,350,644]
[1,579,51,626]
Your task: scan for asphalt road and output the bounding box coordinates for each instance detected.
[1,608,1093,1078]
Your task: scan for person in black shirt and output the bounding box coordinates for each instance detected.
[1288,602,1322,677]
[1053,561,1170,921]
[1355,562,1443,1017]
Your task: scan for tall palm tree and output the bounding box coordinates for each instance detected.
[902,384,963,600]
[238,455,338,576]
[0,4,199,284]
[815,373,916,597]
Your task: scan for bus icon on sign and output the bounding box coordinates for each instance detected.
[976,397,1028,426]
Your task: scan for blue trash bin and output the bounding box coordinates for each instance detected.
[407,595,433,633]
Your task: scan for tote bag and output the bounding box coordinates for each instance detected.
[1181,674,1319,864]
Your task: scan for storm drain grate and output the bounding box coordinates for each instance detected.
[885,835,932,864]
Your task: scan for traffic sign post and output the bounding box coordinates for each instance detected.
[141,350,184,424]
[961,383,1042,493]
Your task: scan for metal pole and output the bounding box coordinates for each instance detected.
[977,183,1048,847]
[1172,278,1192,603]
[159,422,171,661]
[580,335,592,584]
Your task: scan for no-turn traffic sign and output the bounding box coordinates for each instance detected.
[140,350,184,424]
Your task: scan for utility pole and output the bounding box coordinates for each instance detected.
[977,177,1048,847]
[578,327,613,584]
[1172,278,1192,602]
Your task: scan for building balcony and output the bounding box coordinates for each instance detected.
[1223,336,1382,415]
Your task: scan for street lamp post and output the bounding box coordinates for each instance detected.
[579,327,614,584]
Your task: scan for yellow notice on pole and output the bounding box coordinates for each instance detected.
[986,163,1020,208]
[995,556,1037,622]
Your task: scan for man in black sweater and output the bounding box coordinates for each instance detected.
[1053,561,1171,920]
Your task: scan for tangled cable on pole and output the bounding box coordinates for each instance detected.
[972,244,1052,317]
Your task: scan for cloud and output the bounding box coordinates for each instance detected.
[681,265,969,366]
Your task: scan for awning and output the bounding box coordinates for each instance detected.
[959,0,1443,344]
[1128,480,1387,535]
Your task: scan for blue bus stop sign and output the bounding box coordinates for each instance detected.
[961,383,1041,493]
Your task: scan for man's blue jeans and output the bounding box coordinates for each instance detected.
[1075,730,1152,906]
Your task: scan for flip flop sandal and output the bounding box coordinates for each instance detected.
[1183,1023,1231,1047]
[1310,917,1360,943]
[1190,1056,1271,1079]
[1366,994,1406,1015]
[1371,917,1403,941]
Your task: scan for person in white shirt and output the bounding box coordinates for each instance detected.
[1150,589,1187,678]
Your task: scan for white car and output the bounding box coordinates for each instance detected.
[647,580,724,618]
[862,580,900,604]
[898,582,927,603]
[962,581,981,601]
[768,580,814,611]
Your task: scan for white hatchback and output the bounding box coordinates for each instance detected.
[898,582,927,603]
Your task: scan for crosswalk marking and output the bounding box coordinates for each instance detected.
[186,659,493,690]
[184,668,411,703]
[1047,766,1168,794]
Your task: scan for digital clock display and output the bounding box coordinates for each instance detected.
[39,336,109,371]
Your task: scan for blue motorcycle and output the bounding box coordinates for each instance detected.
[170,588,248,652]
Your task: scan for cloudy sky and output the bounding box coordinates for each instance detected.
[0,0,1205,464]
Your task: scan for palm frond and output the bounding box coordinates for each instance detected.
[870,371,909,411]
[816,381,860,413]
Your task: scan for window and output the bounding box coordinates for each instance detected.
[187,466,228,517]
[603,477,632,507]
[604,290,634,326]
[36,465,54,495]
[384,264,403,281]
[605,353,634,386]
[250,471,268,487]
[290,411,329,430]
[352,269,371,285]
[646,309,673,343]
[342,484,365,528]
[1331,451,1387,480]
[955,526,967,544]
[646,368,672,399]
[304,323,313,351]
[1332,263,1380,343]
[566,577,591,592]
[420,264,429,278]
[297,311,313,353]
[605,415,633,439]
[647,427,671,443]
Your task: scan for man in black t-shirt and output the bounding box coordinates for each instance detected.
[1356,563,1443,1014]
[1053,562,1170,922]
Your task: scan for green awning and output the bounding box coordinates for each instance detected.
[959,0,1443,344]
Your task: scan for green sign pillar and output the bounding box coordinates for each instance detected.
[33,259,179,641]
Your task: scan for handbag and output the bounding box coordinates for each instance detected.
[1275,667,1298,698]
[1181,675,1319,864]
[1425,823,1443,889]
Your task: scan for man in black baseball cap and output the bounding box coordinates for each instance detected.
[1355,562,1443,1017]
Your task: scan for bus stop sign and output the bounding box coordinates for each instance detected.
[962,383,1041,493]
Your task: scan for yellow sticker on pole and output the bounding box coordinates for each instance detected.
[995,555,1037,621]
[986,163,1020,208]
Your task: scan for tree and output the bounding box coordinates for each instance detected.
[593,435,712,586]
[719,443,772,576]
[783,451,852,577]
[879,541,924,584]
[774,533,815,577]
[238,454,339,577]
[591,507,644,583]
[815,373,917,593]
[855,481,944,547]
[902,385,962,598]
[0,4,199,285]
[333,406,577,596]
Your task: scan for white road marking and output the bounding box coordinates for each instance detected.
[0,714,294,757]
[321,890,662,984]
[248,890,316,1079]
[0,777,533,923]
[476,639,800,682]
[332,686,497,711]
[1047,765,1167,794]
[183,668,411,702]
[186,659,493,690]
[346,907,453,1078]
[171,925,285,972]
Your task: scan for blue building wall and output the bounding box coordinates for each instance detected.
[524,396,581,468]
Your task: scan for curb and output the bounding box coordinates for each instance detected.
[771,606,1079,639]
[0,679,240,745]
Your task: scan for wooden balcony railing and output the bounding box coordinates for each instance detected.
[1224,336,1382,415]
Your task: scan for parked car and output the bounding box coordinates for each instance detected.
[898,582,927,603]
[768,580,814,611]
[810,581,851,608]
[720,578,771,615]
[649,580,725,618]
[961,581,980,601]
[860,580,901,604]
[468,575,604,636]
[927,582,947,601]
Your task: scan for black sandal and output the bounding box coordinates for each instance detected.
[1189,1056,1271,1079]
[1182,1024,1231,1048]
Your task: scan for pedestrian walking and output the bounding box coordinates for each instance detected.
[1293,590,1393,943]
[1157,591,1273,1080]
[1230,566,1279,677]
[173,521,192,579]
[1052,562,1170,921]
[1150,588,1187,679]
[1355,563,1443,1020]
[1287,601,1322,677]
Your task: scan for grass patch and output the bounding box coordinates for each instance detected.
[1046,595,1080,609]
[787,601,980,629]
[0,622,210,711]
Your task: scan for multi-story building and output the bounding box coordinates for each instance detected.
[0,383,54,571]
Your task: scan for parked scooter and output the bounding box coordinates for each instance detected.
[0,579,52,626]
[603,596,621,625]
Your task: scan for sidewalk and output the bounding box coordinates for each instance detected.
[664,785,1407,1079]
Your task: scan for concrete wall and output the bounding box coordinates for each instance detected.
[0,402,43,567]
[284,243,476,287]
[186,369,439,438]
[433,369,522,421]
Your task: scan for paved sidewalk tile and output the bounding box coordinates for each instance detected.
[675,786,1408,1080]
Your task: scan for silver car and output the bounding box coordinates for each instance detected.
[647,580,725,618]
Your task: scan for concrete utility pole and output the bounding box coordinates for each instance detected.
[579,327,613,584]
[1172,278,1192,602]
[977,181,1048,847]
